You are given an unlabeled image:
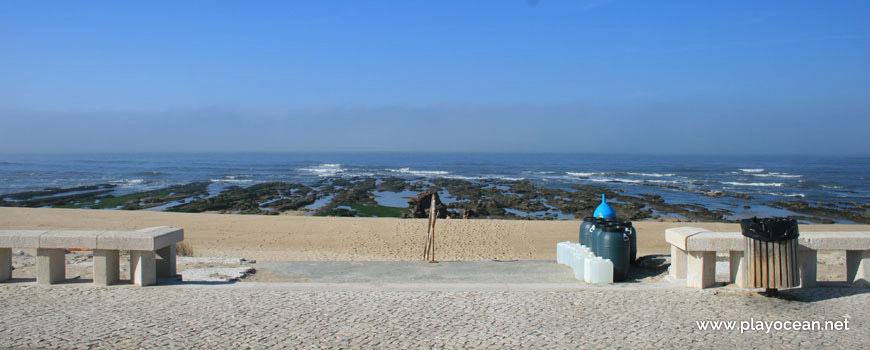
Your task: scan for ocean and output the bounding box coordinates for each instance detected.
[0,153,868,222]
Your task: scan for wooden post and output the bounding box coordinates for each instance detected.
[423,194,436,261]
[422,194,439,262]
[429,206,437,263]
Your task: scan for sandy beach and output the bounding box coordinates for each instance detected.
[2,207,868,262]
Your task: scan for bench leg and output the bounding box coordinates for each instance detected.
[686,251,715,289]
[0,248,10,282]
[799,250,817,288]
[156,245,176,278]
[730,250,746,288]
[93,249,119,286]
[669,246,688,279]
[846,250,870,287]
[36,248,65,285]
[130,251,156,286]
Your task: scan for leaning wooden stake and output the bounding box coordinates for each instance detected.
[422,198,432,260]
[429,207,437,263]
[423,195,437,262]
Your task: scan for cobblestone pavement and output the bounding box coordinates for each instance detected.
[0,283,867,349]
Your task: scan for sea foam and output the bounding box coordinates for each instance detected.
[627,172,677,177]
[388,168,450,176]
[722,181,784,187]
[300,163,345,177]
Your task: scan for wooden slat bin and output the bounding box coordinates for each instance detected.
[744,236,800,289]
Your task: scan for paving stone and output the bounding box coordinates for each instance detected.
[1,283,868,349]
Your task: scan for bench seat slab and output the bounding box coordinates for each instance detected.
[0,230,45,249]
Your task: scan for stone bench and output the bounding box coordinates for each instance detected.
[665,227,870,289]
[0,226,183,286]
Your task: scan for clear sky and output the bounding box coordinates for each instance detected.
[1,1,868,154]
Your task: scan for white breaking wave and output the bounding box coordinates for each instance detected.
[566,172,603,177]
[766,192,806,198]
[750,172,803,178]
[210,179,254,184]
[739,168,765,173]
[588,178,643,184]
[643,179,684,185]
[627,172,677,177]
[442,175,525,181]
[110,179,145,185]
[387,168,450,176]
[300,163,345,177]
[722,181,784,187]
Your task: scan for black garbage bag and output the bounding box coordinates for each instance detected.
[740,217,799,242]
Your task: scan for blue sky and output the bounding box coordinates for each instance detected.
[1,1,868,154]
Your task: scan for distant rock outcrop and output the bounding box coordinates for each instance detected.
[404,190,449,218]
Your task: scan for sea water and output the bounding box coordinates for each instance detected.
[0,152,867,222]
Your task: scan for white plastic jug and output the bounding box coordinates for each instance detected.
[567,244,581,269]
[556,241,572,265]
[583,256,598,283]
[588,258,614,284]
[572,249,590,280]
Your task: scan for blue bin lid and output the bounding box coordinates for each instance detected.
[593,194,616,218]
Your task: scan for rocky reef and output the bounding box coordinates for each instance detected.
[1,177,865,223]
[768,200,869,224]
[0,182,208,210]
[169,182,315,214]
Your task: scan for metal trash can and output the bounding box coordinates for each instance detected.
[741,217,800,289]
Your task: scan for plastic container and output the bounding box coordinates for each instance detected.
[556,241,572,265]
[583,256,598,283]
[584,256,614,284]
[565,243,578,269]
[571,249,590,280]
[589,217,618,256]
[579,217,596,246]
[596,223,631,281]
[618,220,637,265]
[592,194,616,218]
[570,245,589,271]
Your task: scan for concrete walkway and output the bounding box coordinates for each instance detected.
[253,260,589,283]
[1,260,868,349]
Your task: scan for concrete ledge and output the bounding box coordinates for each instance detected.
[96,231,155,250]
[0,227,184,251]
[138,227,184,250]
[664,227,710,251]
[686,232,745,252]
[40,230,101,249]
[668,230,870,253]
[801,232,870,250]
[0,230,46,248]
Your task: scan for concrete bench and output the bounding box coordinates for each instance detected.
[665,227,870,289]
[0,226,183,286]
